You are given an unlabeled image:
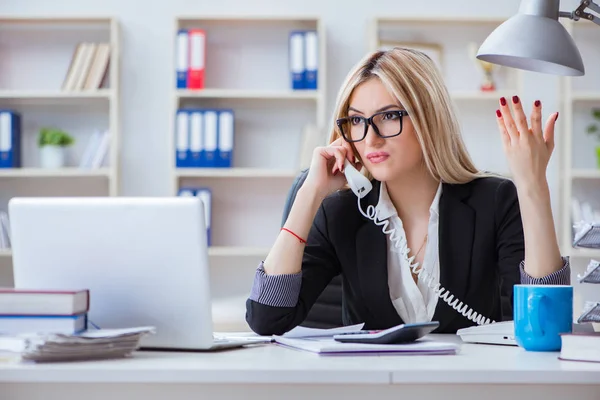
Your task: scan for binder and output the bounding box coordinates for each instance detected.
[177,187,195,197]
[0,110,21,169]
[176,29,189,89]
[195,188,212,246]
[188,29,206,89]
[189,110,204,167]
[203,110,218,167]
[304,30,318,90]
[289,31,305,90]
[175,110,190,168]
[218,109,234,168]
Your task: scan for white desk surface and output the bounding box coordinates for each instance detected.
[1,335,599,385]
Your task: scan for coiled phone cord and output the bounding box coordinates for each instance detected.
[357,196,494,326]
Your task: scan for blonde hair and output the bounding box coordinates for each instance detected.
[329,47,487,184]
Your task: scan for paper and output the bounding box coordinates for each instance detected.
[281,323,365,338]
[273,336,460,355]
[0,326,156,362]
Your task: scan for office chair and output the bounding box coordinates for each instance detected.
[281,169,344,329]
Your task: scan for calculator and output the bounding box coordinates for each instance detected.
[333,321,440,344]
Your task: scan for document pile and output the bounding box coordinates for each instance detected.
[0,326,155,362]
[269,324,460,356]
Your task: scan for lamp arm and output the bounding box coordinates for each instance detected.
[560,0,600,26]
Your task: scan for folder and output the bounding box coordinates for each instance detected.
[218,109,234,168]
[304,30,318,90]
[289,31,305,90]
[177,187,195,197]
[188,29,206,90]
[175,110,190,168]
[195,188,212,246]
[203,110,218,167]
[189,110,204,167]
[176,29,189,89]
[0,110,21,169]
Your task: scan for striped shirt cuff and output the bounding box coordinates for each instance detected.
[519,256,571,285]
[248,261,302,307]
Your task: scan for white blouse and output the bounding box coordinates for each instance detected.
[374,181,443,324]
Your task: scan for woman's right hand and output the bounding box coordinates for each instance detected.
[303,137,359,200]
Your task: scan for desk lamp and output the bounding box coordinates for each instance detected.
[477,0,600,76]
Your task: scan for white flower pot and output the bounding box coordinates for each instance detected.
[40,146,66,169]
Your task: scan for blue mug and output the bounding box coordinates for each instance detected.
[513,285,573,351]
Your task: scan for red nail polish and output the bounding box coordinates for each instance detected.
[512,95,519,104]
[496,109,502,118]
[500,97,506,106]
[534,100,541,107]
[555,112,559,122]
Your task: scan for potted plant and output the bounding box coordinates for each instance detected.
[38,127,75,168]
[586,109,600,169]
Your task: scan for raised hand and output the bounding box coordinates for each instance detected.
[495,95,559,189]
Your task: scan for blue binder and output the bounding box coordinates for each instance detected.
[175,109,190,168]
[304,30,318,90]
[217,109,234,168]
[203,110,218,168]
[177,187,196,197]
[176,29,189,89]
[0,110,21,169]
[289,31,305,90]
[195,187,212,246]
[189,109,204,167]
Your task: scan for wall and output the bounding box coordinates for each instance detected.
[0,0,561,198]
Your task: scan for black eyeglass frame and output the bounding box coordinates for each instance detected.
[336,110,409,143]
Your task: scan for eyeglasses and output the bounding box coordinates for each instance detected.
[336,110,409,143]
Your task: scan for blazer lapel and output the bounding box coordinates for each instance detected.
[355,181,403,328]
[432,182,475,330]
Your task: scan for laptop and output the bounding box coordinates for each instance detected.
[8,196,264,351]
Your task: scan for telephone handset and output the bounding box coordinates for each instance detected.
[343,159,494,326]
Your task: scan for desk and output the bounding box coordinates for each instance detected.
[1,335,598,400]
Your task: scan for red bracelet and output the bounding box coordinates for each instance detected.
[281,227,307,244]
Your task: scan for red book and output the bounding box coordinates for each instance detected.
[188,29,206,89]
[0,288,89,316]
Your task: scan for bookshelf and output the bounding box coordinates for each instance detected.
[0,16,120,285]
[171,16,326,330]
[558,19,600,318]
[367,16,524,178]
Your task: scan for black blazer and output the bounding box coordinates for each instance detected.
[246,176,524,335]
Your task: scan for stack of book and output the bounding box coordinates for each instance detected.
[0,289,90,336]
[62,42,111,91]
[0,289,156,362]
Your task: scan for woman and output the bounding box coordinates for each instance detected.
[246,47,570,335]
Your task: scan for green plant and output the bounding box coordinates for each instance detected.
[38,127,75,147]
[586,109,600,141]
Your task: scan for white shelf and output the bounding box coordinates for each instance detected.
[176,89,321,100]
[570,248,600,259]
[571,169,600,179]
[0,16,115,25]
[0,248,267,259]
[450,90,518,101]
[0,90,113,99]
[176,168,299,178]
[208,246,270,257]
[374,16,508,25]
[0,168,111,178]
[571,92,600,102]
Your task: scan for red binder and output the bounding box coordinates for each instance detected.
[188,29,206,89]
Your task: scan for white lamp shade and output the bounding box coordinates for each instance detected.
[477,14,585,76]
